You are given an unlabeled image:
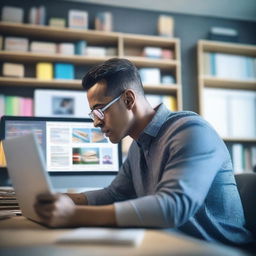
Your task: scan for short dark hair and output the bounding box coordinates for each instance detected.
[82,58,144,96]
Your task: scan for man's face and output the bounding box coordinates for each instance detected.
[87,82,132,143]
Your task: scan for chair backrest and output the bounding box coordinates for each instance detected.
[235,173,256,236]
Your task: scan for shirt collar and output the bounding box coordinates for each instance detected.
[137,104,171,148]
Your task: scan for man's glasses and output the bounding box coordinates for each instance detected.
[89,94,122,121]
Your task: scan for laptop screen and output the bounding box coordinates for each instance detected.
[0,116,122,173]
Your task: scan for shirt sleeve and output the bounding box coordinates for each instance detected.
[84,154,137,205]
[115,120,228,227]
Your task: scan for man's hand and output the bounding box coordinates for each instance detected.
[34,193,76,228]
[34,193,117,228]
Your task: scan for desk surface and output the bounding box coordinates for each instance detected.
[0,216,247,256]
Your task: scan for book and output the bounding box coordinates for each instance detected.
[36,62,53,80]
[203,88,229,137]
[85,46,106,57]
[209,27,238,42]
[157,15,174,37]
[1,95,33,116]
[4,37,29,52]
[28,6,46,25]
[4,96,15,115]
[54,63,74,79]
[0,36,3,50]
[56,228,144,246]
[145,94,177,111]
[58,43,75,55]
[30,41,57,54]
[1,6,24,23]
[232,144,243,173]
[3,63,24,77]
[203,53,211,75]
[139,68,161,84]
[229,90,256,138]
[0,141,6,167]
[162,96,177,111]
[49,18,66,28]
[0,95,4,117]
[20,98,33,116]
[38,6,46,25]
[203,88,256,139]
[95,12,113,31]
[143,47,162,59]
[162,49,173,59]
[251,147,256,172]
[161,75,175,84]
[68,10,88,29]
[106,47,117,56]
[75,40,87,55]
[208,53,256,80]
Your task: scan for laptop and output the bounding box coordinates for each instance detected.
[0,116,122,173]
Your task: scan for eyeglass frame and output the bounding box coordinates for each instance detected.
[88,94,122,121]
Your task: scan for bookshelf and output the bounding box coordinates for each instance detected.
[0,21,182,110]
[198,40,256,115]
[197,40,256,173]
[0,21,182,167]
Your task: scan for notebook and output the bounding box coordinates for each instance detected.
[3,133,53,223]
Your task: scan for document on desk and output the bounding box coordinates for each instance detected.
[56,228,145,246]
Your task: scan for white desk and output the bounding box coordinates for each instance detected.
[0,216,248,256]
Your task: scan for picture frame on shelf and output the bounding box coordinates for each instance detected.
[34,89,90,118]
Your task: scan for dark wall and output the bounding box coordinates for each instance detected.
[1,0,256,189]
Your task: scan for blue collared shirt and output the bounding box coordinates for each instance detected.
[85,104,253,244]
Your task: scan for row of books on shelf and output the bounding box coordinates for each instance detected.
[0,89,177,118]
[232,144,256,173]
[2,62,176,84]
[1,6,113,32]
[203,88,256,138]
[1,36,117,57]
[1,6,174,36]
[203,52,256,80]
[1,36,175,60]
[0,95,33,117]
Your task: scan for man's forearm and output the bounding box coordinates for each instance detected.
[66,193,88,205]
[71,204,117,227]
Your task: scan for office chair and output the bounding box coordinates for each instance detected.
[235,173,256,237]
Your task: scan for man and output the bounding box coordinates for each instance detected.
[35,58,253,245]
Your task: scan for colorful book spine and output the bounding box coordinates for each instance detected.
[0,95,4,117]
[2,96,33,116]
[54,63,74,79]
[36,62,53,80]
[0,141,6,167]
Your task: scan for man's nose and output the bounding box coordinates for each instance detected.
[93,117,103,127]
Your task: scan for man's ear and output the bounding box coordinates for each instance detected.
[123,90,135,110]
